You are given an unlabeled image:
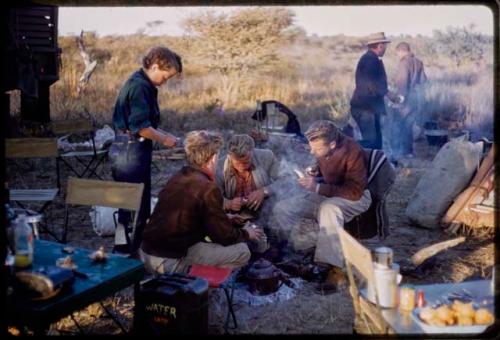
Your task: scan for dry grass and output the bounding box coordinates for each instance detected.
[8,25,493,140]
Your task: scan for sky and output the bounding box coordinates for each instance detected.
[58,5,494,38]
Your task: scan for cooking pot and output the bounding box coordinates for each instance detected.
[244,258,292,295]
[424,129,448,146]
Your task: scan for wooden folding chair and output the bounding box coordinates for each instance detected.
[50,118,110,188]
[336,225,392,335]
[63,177,144,249]
[6,138,61,241]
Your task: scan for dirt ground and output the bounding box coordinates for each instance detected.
[6,136,494,335]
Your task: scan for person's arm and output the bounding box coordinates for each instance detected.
[361,55,388,98]
[202,185,250,245]
[395,59,410,98]
[139,127,177,148]
[127,85,177,148]
[260,150,282,196]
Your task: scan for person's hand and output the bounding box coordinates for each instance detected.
[226,197,244,212]
[227,213,245,226]
[243,224,264,241]
[247,188,265,211]
[162,134,177,148]
[298,175,317,192]
[387,91,400,103]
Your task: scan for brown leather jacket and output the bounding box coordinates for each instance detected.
[141,165,249,258]
[316,136,368,201]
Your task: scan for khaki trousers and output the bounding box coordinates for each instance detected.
[270,189,372,268]
[139,241,251,275]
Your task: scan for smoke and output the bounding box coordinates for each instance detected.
[108,144,138,174]
[265,135,316,201]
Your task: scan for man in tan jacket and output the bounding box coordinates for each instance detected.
[392,41,427,158]
[216,134,283,228]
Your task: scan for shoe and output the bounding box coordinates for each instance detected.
[314,266,347,295]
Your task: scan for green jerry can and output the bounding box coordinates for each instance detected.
[134,272,209,334]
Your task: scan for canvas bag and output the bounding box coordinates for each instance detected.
[405,138,483,229]
[90,196,159,237]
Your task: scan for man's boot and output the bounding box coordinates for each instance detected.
[315,265,347,295]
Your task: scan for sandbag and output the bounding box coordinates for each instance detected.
[405,138,483,229]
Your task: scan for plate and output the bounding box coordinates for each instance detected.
[412,307,493,334]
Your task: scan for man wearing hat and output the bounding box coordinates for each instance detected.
[350,32,400,150]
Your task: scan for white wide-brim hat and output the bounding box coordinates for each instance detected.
[365,32,391,45]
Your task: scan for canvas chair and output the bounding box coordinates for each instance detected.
[336,225,392,335]
[188,264,239,333]
[63,177,144,249]
[6,138,61,241]
[345,148,396,240]
[50,118,109,188]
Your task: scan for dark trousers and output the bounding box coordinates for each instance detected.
[109,136,152,252]
[351,108,382,150]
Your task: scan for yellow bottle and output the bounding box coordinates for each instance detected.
[13,215,34,268]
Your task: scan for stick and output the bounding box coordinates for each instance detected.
[411,237,466,266]
[76,30,98,95]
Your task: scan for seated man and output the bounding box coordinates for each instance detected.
[139,130,263,274]
[216,133,281,228]
[271,120,372,294]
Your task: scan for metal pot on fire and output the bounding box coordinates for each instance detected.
[244,258,293,295]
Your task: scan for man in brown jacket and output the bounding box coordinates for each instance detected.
[271,120,372,294]
[392,42,427,158]
[139,130,263,274]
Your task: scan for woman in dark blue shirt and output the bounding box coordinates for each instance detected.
[110,46,182,254]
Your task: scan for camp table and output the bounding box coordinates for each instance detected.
[380,279,495,335]
[7,239,145,335]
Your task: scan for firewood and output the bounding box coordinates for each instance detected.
[411,237,466,266]
[76,30,98,95]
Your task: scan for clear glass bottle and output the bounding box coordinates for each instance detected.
[13,214,34,268]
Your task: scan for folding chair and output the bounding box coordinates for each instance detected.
[188,264,239,333]
[6,138,61,241]
[63,177,144,249]
[50,118,110,188]
[336,225,392,335]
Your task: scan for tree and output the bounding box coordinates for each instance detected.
[432,24,492,68]
[182,8,295,105]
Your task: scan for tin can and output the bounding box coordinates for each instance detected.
[399,285,415,311]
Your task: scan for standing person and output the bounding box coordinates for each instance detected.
[350,32,400,150]
[110,46,182,255]
[139,130,263,274]
[270,120,372,294]
[392,42,427,158]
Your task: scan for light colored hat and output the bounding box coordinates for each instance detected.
[365,32,391,46]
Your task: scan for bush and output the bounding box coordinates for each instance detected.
[432,24,493,68]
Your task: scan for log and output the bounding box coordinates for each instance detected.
[411,237,466,266]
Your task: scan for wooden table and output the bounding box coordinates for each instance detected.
[7,239,145,334]
[381,279,495,335]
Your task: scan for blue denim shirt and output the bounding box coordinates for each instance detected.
[112,68,160,136]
